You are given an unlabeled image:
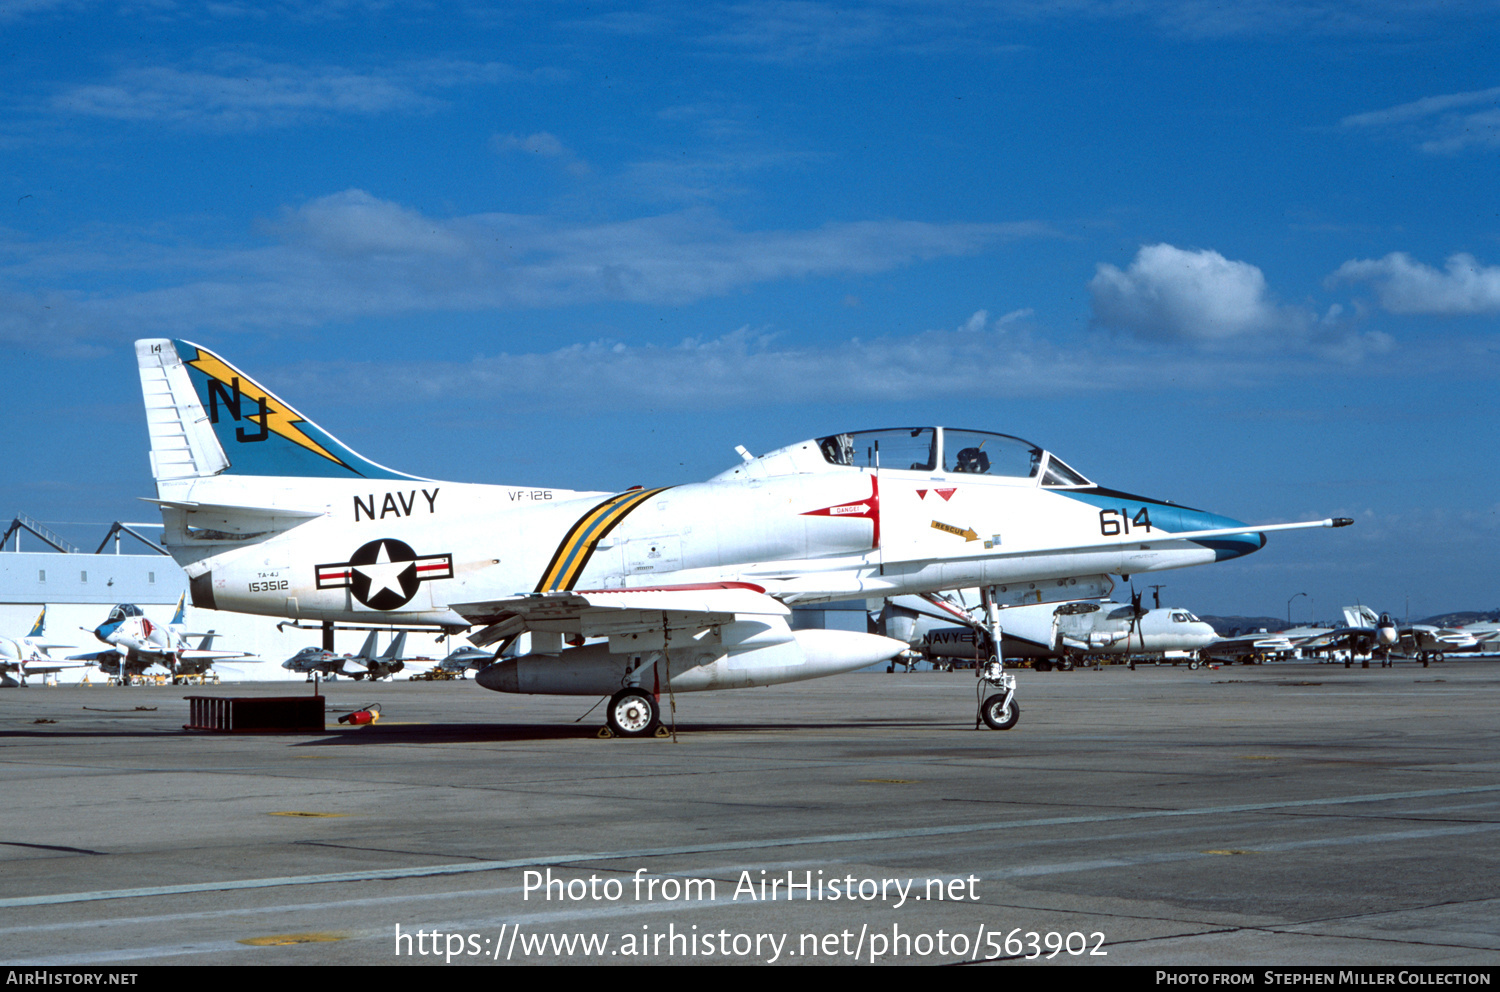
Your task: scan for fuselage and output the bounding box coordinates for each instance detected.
[165,427,1264,629]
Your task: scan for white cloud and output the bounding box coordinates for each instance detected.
[1089,243,1303,342]
[1329,252,1500,315]
[0,191,1046,345]
[491,132,591,176]
[1089,243,1399,363]
[47,56,530,130]
[1340,86,1500,154]
[277,310,1219,411]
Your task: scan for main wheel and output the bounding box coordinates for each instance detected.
[1034,659,1052,672]
[980,694,1019,730]
[607,688,660,738]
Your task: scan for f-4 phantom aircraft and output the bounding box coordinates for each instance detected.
[68,596,254,682]
[0,607,88,687]
[133,339,1350,735]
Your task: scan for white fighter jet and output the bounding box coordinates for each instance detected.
[68,596,253,682]
[132,338,1350,735]
[0,607,88,686]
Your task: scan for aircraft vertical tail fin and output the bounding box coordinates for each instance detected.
[170,593,186,627]
[382,631,407,662]
[355,630,379,661]
[27,607,45,639]
[135,339,422,483]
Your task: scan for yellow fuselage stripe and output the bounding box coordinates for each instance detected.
[537,488,668,591]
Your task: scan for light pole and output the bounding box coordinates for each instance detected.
[1288,592,1307,626]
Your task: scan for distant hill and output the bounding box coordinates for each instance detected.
[1200,610,1500,636]
[1414,610,1500,628]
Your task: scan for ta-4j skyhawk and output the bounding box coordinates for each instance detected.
[67,595,254,683]
[133,338,1350,735]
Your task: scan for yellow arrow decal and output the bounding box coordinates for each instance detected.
[931,520,980,542]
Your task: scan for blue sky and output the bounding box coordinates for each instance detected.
[2,0,1497,622]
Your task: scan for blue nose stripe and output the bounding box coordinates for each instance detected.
[1060,488,1264,559]
[1195,534,1267,561]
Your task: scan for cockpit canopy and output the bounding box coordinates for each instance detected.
[106,604,144,623]
[814,428,1092,487]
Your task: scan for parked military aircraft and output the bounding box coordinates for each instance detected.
[437,644,500,678]
[1458,621,1500,652]
[1203,630,1297,665]
[68,597,253,682]
[133,338,1349,735]
[283,630,407,681]
[879,591,1219,669]
[1399,624,1477,663]
[1291,606,1402,667]
[0,607,88,686]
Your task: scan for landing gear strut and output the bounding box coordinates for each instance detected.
[975,588,1019,731]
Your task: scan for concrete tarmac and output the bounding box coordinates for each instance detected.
[1,661,1497,966]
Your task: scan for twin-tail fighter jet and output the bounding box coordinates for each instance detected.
[282,630,408,681]
[133,339,1350,735]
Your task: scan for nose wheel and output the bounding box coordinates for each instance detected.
[975,658,1020,731]
[606,688,661,737]
[980,692,1019,730]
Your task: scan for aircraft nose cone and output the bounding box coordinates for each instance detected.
[1164,508,1265,562]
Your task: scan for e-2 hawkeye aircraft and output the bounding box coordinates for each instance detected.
[133,338,1350,735]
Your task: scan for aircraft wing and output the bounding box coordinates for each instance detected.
[64,649,123,664]
[1205,633,1295,655]
[10,658,93,675]
[1293,626,1371,650]
[178,649,258,661]
[454,583,789,648]
[1399,625,1477,651]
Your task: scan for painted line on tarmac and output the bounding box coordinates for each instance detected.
[10,824,1500,964]
[4,783,1498,910]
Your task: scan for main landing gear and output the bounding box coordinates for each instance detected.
[605,687,661,738]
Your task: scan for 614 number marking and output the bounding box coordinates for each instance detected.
[1100,507,1152,536]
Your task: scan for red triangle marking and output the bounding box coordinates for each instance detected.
[936,488,956,501]
[916,490,928,499]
